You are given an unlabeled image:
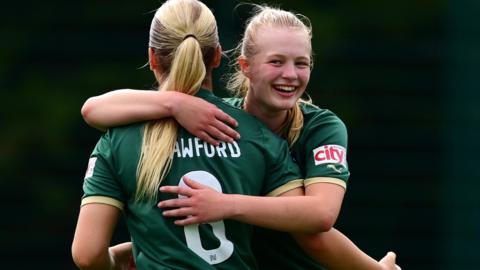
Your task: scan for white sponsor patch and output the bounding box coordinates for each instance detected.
[85,157,97,178]
[312,144,347,167]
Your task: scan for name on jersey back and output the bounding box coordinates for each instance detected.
[173,137,241,158]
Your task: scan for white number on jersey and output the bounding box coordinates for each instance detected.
[179,171,234,264]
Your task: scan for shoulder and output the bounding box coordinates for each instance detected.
[104,122,144,147]
[294,102,348,150]
[299,102,348,139]
[300,102,346,129]
[208,95,271,133]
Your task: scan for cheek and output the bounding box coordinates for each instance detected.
[298,70,311,84]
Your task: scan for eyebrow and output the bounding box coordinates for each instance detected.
[266,54,310,60]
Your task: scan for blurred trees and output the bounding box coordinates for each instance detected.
[1,0,478,269]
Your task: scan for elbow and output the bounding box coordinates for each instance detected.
[81,98,106,131]
[72,243,107,270]
[294,229,334,255]
[310,209,337,233]
[81,98,96,126]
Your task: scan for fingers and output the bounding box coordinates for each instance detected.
[386,252,401,270]
[174,216,201,226]
[196,131,219,146]
[183,177,206,189]
[162,207,195,217]
[159,185,193,197]
[205,125,236,144]
[158,198,192,209]
[212,121,241,141]
[380,251,401,270]
[215,109,238,128]
[211,109,240,142]
[385,251,396,261]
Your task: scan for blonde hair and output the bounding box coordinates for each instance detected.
[136,0,219,201]
[226,5,313,146]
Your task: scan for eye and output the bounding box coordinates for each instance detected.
[296,61,310,69]
[269,59,282,66]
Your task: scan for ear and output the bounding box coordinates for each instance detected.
[238,56,250,78]
[148,47,157,71]
[212,45,222,68]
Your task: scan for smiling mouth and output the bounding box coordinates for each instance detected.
[273,85,296,93]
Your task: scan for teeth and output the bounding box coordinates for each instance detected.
[275,85,296,92]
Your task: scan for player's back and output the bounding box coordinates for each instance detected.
[101,89,302,269]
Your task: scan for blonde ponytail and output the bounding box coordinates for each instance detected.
[136,0,219,201]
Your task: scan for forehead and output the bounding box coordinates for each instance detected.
[253,26,311,58]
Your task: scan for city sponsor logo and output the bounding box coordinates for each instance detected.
[312,144,347,167]
[173,137,241,158]
[84,157,97,179]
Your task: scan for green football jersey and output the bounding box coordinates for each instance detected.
[82,89,303,270]
[225,98,350,270]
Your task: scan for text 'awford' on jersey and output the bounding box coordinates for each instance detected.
[173,137,241,158]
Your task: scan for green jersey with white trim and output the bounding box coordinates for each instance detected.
[225,97,350,270]
[81,89,303,270]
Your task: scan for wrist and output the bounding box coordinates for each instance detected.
[163,91,185,118]
[227,194,247,220]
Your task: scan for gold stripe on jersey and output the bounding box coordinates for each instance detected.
[267,179,304,197]
[81,196,124,210]
[304,177,347,189]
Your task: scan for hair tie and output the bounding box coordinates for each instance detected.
[183,34,197,41]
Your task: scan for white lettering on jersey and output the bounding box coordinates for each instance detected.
[180,138,194,158]
[173,138,241,159]
[216,142,227,157]
[313,144,347,167]
[228,141,241,158]
[84,157,97,179]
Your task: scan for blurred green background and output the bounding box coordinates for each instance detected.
[1,0,479,269]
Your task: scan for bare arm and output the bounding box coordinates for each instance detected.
[291,183,401,270]
[109,242,136,270]
[72,203,120,270]
[293,228,399,270]
[81,90,175,131]
[158,177,344,233]
[81,89,239,145]
[158,179,400,270]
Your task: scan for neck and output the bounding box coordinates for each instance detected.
[201,74,213,91]
[243,95,288,134]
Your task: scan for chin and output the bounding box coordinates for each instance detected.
[274,102,296,111]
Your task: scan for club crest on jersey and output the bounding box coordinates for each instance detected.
[313,145,347,167]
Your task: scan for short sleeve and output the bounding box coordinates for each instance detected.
[81,131,125,209]
[262,135,303,197]
[302,112,350,188]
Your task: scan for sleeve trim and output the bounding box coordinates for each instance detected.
[81,196,124,210]
[304,177,347,190]
[266,179,304,197]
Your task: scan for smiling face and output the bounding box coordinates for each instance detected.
[241,26,311,115]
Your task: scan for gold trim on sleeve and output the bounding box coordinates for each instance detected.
[267,179,304,197]
[304,177,347,189]
[81,196,124,210]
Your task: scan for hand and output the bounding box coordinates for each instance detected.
[171,92,240,146]
[109,242,136,270]
[379,251,401,270]
[158,177,232,225]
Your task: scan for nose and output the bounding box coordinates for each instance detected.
[281,62,298,80]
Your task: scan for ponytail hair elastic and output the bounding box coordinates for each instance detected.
[183,34,197,41]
